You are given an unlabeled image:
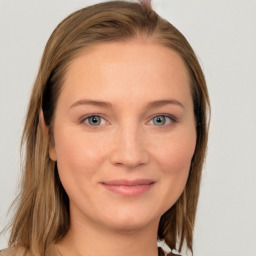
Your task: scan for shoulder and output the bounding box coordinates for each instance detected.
[0,247,30,256]
[0,248,16,256]
[0,244,56,256]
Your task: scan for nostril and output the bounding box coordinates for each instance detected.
[109,128,149,167]
[110,149,149,168]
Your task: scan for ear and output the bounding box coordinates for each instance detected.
[39,109,57,161]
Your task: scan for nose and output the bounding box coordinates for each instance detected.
[109,124,149,168]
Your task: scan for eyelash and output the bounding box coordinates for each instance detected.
[148,114,177,126]
[80,113,177,128]
[80,114,109,127]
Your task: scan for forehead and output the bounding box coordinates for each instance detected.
[59,39,191,108]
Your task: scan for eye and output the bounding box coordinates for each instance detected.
[83,115,107,126]
[149,115,173,126]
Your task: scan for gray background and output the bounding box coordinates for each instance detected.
[0,0,256,255]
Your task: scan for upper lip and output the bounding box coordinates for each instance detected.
[101,179,155,186]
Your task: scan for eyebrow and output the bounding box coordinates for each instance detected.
[69,99,184,110]
[70,100,112,109]
[145,99,184,110]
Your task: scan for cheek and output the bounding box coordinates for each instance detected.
[152,129,196,175]
[150,131,196,212]
[53,128,109,192]
[54,128,107,167]
[151,127,196,201]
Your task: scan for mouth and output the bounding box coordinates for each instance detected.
[100,179,156,196]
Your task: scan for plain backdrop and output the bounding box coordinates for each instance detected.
[0,0,256,255]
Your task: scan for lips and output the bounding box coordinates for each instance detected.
[102,179,155,186]
[100,179,155,196]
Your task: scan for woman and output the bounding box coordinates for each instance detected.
[0,1,210,255]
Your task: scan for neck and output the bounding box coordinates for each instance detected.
[56,212,160,256]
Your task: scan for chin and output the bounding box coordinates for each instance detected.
[97,207,161,233]
[104,218,156,233]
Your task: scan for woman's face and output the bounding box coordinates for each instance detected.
[49,39,196,232]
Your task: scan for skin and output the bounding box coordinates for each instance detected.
[47,39,196,256]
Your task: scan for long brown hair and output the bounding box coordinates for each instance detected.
[8,1,210,255]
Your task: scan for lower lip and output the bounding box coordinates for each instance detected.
[100,183,154,196]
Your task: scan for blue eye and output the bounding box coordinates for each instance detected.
[84,115,107,126]
[150,115,172,126]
